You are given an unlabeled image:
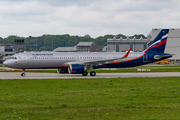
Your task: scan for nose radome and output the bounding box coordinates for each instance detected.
[3,61,7,67]
[3,60,9,67]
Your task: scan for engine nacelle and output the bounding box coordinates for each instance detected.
[68,64,85,74]
[57,68,68,74]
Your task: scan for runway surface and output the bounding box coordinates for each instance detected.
[0,72,180,79]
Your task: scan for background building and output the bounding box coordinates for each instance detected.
[14,39,30,53]
[0,39,30,63]
[54,42,101,52]
[107,36,149,52]
[53,46,77,52]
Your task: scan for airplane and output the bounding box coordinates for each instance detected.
[3,29,173,77]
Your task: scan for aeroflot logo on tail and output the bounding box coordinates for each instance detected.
[32,54,53,56]
[148,34,168,48]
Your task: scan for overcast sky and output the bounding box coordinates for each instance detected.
[0,0,179,38]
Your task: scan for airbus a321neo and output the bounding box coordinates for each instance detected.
[3,29,173,77]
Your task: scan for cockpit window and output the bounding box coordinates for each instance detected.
[9,57,17,60]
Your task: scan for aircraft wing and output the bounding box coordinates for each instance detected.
[67,48,131,66]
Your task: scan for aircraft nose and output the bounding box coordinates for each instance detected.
[3,60,10,67]
[3,60,7,67]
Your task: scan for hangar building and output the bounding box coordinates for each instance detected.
[107,36,149,52]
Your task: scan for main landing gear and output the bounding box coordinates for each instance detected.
[82,71,88,76]
[90,71,96,76]
[82,71,96,76]
[82,66,96,76]
[21,69,26,77]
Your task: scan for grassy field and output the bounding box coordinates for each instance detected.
[0,64,4,67]
[1,77,180,119]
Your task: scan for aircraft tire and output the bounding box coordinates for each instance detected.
[90,71,96,76]
[21,73,25,77]
[82,71,88,76]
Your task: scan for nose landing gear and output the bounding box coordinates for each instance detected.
[21,69,26,77]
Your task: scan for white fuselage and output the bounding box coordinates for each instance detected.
[3,51,144,69]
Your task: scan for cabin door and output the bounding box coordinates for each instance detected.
[143,54,148,62]
[22,54,27,63]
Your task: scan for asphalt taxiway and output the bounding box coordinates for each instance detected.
[0,72,180,79]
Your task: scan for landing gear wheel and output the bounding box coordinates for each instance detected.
[21,69,26,77]
[21,73,25,77]
[82,71,88,76]
[90,71,96,76]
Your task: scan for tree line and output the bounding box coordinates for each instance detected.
[0,34,146,51]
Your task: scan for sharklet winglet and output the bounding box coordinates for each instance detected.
[123,48,131,58]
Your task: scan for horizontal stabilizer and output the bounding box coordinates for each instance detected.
[154,54,174,60]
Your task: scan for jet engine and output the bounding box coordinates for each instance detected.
[68,64,86,74]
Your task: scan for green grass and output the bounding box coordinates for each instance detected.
[1,77,180,119]
[0,64,4,67]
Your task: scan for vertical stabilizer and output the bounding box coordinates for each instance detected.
[145,29,169,53]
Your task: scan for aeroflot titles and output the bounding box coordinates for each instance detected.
[31,53,140,57]
[32,54,53,56]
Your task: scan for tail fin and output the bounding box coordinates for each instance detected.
[145,29,169,53]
